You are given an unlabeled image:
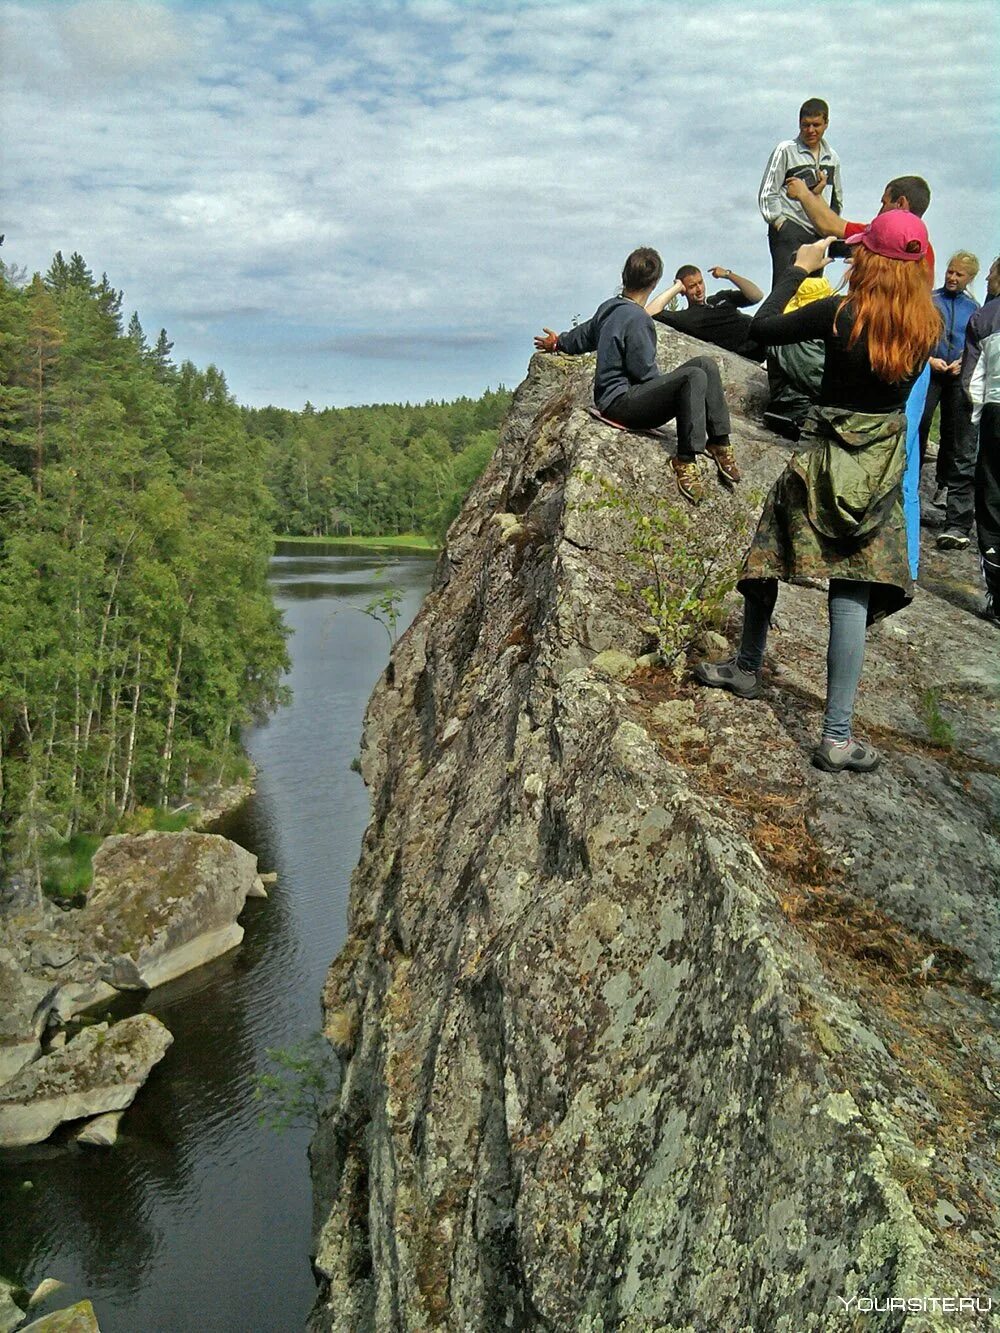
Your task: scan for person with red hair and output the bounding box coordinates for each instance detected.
[694,211,940,773]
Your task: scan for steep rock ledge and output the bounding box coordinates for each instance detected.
[311,328,999,1331]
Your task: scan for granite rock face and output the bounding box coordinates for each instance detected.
[0,949,57,1086]
[311,328,1000,1330]
[0,1014,172,1147]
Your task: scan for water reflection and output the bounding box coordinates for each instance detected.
[0,544,434,1333]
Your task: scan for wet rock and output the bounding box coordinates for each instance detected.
[310,329,1000,1331]
[0,1014,172,1148]
[74,1111,124,1148]
[20,1302,100,1332]
[0,1279,25,1333]
[26,1281,65,1310]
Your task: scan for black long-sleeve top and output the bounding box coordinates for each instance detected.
[751,267,925,412]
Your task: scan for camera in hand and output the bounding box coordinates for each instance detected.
[828,240,853,259]
[784,165,820,191]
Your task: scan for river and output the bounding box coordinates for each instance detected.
[0,543,435,1332]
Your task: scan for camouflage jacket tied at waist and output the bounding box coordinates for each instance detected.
[793,406,908,541]
[740,405,912,625]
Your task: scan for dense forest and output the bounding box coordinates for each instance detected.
[247,387,510,541]
[0,252,288,887]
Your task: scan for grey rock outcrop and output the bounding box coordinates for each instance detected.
[311,328,999,1330]
[0,950,57,1086]
[0,1014,172,1148]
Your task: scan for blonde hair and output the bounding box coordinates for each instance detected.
[947,251,980,283]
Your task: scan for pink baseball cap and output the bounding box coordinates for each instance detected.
[844,210,929,262]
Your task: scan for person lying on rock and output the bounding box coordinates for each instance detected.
[645,264,766,362]
[694,212,941,773]
[534,247,740,505]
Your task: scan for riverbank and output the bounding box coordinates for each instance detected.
[274,533,438,551]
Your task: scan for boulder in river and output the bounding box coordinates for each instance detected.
[0,1014,172,1148]
[19,1302,100,1332]
[74,1110,124,1148]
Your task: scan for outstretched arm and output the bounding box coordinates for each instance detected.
[709,267,763,304]
[534,327,560,353]
[784,177,848,239]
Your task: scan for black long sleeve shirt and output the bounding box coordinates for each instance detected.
[751,267,924,412]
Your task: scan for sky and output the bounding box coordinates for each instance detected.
[1,0,997,410]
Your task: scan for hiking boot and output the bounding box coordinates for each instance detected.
[936,530,970,551]
[930,485,947,508]
[706,441,741,485]
[812,737,880,773]
[671,455,703,504]
[693,657,761,700]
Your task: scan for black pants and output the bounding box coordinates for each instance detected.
[605,356,731,456]
[920,371,979,533]
[976,403,1000,610]
[920,368,977,486]
[767,218,816,288]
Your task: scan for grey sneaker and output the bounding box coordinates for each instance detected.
[936,530,970,551]
[812,737,880,773]
[693,657,761,699]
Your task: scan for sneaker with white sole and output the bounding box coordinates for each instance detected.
[693,657,761,699]
[812,737,880,773]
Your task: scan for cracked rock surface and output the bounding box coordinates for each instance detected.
[310,328,999,1331]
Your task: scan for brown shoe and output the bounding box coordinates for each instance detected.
[706,441,741,485]
[671,455,703,504]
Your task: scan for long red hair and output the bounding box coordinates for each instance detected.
[837,246,941,383]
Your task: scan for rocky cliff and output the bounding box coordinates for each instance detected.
[310,328,999,1331]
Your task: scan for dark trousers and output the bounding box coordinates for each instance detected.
[767,218,816,288]
[976,403,1000,610]
[919,368,977,484]
[605,356,731,456]
[920,371,979,533]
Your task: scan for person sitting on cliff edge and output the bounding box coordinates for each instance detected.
[534,246,739,505]
[645,264,766,362]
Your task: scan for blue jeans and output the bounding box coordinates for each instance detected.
[736,580,870,741]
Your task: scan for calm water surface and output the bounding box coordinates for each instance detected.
[0,544,434,1333]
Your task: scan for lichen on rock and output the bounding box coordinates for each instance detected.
[310,326,1000,1330]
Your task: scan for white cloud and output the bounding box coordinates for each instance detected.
[0,0,996,408]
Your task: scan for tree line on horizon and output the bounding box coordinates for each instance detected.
[246,386,511,542]
[0,251,288,887]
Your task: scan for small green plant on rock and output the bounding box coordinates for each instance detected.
[576,471,758,670]
[918,687,954,748]
[254,1034,337,1133]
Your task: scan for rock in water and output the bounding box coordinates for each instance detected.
[20,1302,101,1332]
[0,1280,25,1333]
[310,327,1000,1330]
[74,830,259,992]
[74,1111,124,1148]
[27,1280,66,1309]
[0,1014,172,1147]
